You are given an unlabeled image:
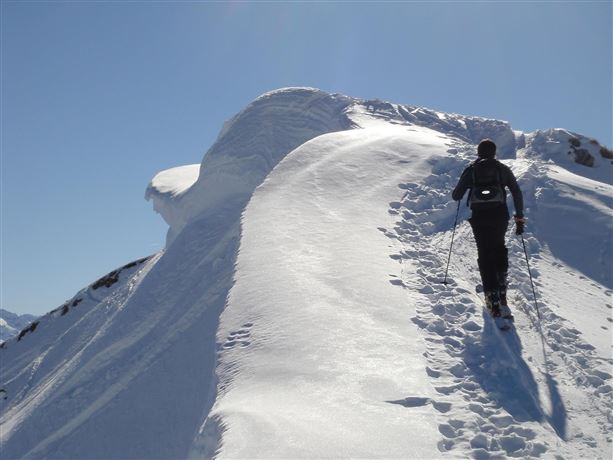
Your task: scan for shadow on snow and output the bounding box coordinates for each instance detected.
[464,313,567,440]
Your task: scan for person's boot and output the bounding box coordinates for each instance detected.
[499,288,513,319]
[484,291,501,317]
[497,271,513,320]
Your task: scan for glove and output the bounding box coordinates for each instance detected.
[514,215,526,235]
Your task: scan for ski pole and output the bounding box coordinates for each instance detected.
[521,234,542,321]
[443,200,461,285]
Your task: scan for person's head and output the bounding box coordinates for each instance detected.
[477,139,497,158]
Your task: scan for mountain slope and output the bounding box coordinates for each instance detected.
[1,88,611,459]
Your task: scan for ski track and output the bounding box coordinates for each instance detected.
[386,143,612,458]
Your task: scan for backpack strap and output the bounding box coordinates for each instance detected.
[472,158,502,186]
[467,162,477,207]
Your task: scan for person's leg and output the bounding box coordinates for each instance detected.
[492,216,510,314]
[469,218,499,292]
[470,214,509,316]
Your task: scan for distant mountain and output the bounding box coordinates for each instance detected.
[0,309,37,342]
[1,88,611,459]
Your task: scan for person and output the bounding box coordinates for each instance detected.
[452,139,526,319]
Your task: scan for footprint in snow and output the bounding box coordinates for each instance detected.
[221,322,254,350]
[387,396,453,414]
[389,278,406,287]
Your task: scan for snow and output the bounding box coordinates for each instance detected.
[204,125,447,458]
[1,88,612,459]
[415,159,612,457]
[145,164,200,245]
[532,163,613,290]
[146,87,353,246]
[148,164,200,197]
[521,128,613,183]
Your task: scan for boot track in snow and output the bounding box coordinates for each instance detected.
[384,142,612,458]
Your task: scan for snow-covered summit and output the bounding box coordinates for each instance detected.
[147,87,612,248]
[2,88,611,459]
[147,87,354,245]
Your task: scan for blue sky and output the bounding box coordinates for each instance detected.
[2,1,611,315]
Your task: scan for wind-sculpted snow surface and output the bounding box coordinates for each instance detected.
[200,125,449,458]
[1,88,612,459]
[147,88,354,245]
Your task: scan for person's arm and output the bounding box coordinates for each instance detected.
[452,167,472,201]
[503,165,524,218]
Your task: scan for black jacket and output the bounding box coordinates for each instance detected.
[452,158,524,218]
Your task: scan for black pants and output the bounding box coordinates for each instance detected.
[469,208,509,292]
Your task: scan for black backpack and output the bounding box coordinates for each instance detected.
[469,159,505,210]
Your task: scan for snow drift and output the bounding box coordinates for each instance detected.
[1,88,611,459]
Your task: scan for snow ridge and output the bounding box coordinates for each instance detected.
[147,88,354,245]
[2,87,612,459]
[345,100,518,159]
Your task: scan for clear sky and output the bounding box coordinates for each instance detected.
[2,1,611,315]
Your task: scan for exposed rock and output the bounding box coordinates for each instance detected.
[599,146,613,159]
[17,321,39,341]
[92,256,150,290]
[574,148,595,167]
[92,270,120,290]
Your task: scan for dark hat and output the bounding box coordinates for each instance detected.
[477,139,497,158]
